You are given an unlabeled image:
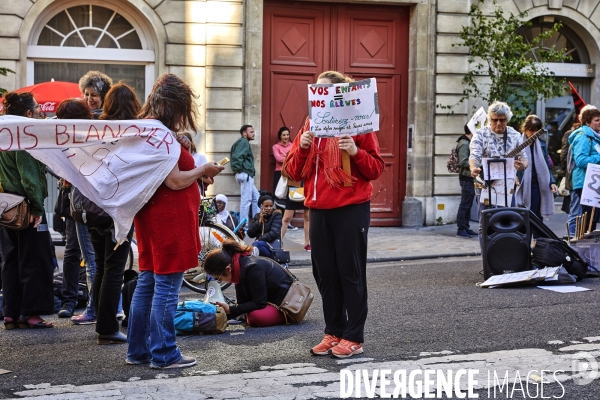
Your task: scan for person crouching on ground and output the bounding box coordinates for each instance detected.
[203,239,293,327]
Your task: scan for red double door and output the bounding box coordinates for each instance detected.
[261,1,409,225]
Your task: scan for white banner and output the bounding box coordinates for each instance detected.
[0,115,180,242]
[581,163,600,208]
[308,78,379,137]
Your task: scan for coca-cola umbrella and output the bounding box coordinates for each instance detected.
[0,79,81,113]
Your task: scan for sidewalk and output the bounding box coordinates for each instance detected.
[52,205,569,267]
[281,205,569,266]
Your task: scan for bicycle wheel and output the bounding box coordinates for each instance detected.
[181,222,238,293]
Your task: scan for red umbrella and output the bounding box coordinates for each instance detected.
[0,80,82,113]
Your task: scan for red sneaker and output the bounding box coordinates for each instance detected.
[310,334,340,355]
[304,244,311,252]
[331,339,363,358]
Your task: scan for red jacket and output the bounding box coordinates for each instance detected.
[285,132,385,209]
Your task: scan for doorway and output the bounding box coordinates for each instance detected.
[262,1,409,225]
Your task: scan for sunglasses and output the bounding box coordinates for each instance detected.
[490,118,507,123]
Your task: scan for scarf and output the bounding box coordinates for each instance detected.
[230,251,252,285]
[215,194,230,225]
[296,117,356,189]
[517,136,554,219]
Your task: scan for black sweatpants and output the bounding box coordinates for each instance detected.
[310,201,370,343]
[90,227,132,335]
[0,214,55,317]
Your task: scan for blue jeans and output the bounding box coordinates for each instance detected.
[235,172,260,223]
[252,241,271,257]
[127,271,184,367]
[76,222,123,318]
[568,191,582,237]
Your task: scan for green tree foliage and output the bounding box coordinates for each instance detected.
[441,0,571,123]
[0,67,15,95]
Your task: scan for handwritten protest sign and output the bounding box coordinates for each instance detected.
[581,163,600,208]
[308,78,379,137]
[0,115,180,242]
[467,107,487,135]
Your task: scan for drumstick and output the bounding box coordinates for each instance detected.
[589,208,596,233]
[566,222,571,244]
[576,216,580,240]
[582,212,588,238]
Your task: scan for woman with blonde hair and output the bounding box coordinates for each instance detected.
[285,70,385,358]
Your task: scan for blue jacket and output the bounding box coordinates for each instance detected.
[568,125,600,190]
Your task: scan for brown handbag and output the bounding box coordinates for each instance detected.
[0,193,31,230]
[264,257,314,323]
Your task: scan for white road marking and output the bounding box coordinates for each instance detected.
[8,343,600,399]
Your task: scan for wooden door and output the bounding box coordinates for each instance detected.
[262,1,409,225]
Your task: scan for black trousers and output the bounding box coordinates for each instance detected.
[310,202,370,343]
[62,218,82,307]
[0,214,55,317]
[456,180,475,232]
[90,227,132,335]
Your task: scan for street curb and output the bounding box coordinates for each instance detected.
[288,251,482,267]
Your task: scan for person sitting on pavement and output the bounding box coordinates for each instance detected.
[215,194,245,239]
[203,239,293,327]
[247,194,283,258]
[456,124,476,239]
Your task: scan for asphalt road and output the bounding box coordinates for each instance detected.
[1,257,600,399]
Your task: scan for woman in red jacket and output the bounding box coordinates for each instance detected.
[284,71,385,358]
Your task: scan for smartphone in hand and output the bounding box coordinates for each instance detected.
[218,157,230,166]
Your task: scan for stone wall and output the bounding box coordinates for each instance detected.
[433,0,600,225]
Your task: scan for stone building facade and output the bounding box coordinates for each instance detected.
[0,0,597,226]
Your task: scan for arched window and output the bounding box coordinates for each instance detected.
[519,22,589,64]
[27,2,155,101]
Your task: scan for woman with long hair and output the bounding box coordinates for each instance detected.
[203,239,293,327]
[285,71,385,358]
[0,92,55,329]
[515,115,557,222]
[126,74,224,369]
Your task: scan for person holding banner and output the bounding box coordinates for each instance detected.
[0,92,55,330]
[568,107,600,232]
[515,115,557,222]
[285,71,385,358]
[126,74,225,369]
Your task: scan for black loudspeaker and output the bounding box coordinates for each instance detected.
[481,207,531,280]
